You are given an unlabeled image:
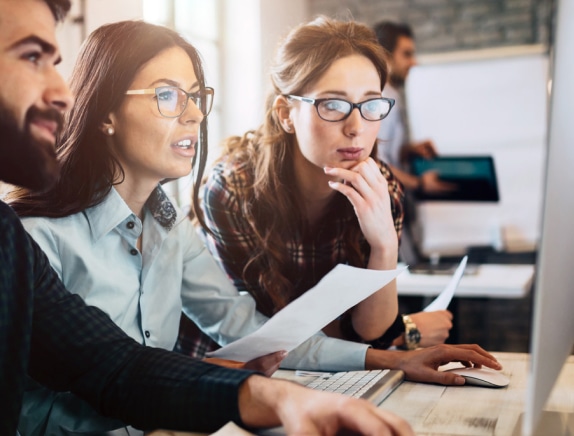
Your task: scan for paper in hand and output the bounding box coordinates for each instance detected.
[423,255,468,312]
[208,264,406,361]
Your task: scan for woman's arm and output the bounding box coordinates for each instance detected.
[191,165,372,372]
[324,158,402,341]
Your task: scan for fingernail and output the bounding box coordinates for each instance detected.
[454,376,466,385]
[324,166,332,173]
[328,180,337,187]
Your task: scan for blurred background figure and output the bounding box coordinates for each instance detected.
[374,21,450,195]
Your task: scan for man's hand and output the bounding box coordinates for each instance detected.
[365,343,502,385]
[403,140,438,160]
[204,350,286,377]
[239,376,414,435]
[419,170,458,194]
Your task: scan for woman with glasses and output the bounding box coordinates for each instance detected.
[195,16,454,353]
[7,19,284,435]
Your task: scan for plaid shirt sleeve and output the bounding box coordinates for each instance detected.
[201,162,261,294]
[0,201,255,434]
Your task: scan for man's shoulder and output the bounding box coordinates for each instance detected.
[0,201,48,254]
[0,200,23,229]
[0,200,34,259]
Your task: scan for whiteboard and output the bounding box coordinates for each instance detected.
[405,50,550,255]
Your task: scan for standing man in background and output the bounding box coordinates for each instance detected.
[374,21,446,194]
[373,21,455,325]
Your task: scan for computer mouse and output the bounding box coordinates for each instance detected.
[445,367,510,388]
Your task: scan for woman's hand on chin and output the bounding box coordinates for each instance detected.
[325,157,397,255]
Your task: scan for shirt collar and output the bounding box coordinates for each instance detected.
[145,185,178,231]
[85,185,179,241]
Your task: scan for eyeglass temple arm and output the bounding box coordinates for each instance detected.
[287,95,315,104]
[125,89,156,95]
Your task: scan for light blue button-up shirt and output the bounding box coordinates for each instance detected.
[22,186,368,371]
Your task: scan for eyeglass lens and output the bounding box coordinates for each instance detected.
[155,86,213,117]
[318,98,392,121]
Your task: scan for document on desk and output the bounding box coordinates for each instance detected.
[207,264,406,361]
[423,255,468,312]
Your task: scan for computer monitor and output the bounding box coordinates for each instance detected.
[520,0,574,434]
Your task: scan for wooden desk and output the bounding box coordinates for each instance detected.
[381,352,574,435]
[271,352,574,435]
[397,264,535,299]
[150,352,574,436]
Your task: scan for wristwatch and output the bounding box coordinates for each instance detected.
[402,314,421,350]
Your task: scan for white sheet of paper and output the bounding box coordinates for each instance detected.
[423,255,468,312]
[208,264,406,361]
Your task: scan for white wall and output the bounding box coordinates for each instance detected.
[220,0,308,138]
[56,0,143,80]
[260,0,308,98]
[84,0,142,34]
[220,0,261,138]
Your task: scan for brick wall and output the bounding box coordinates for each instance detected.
[309,0,554,54]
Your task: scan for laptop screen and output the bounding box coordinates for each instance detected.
[411,155,500,202]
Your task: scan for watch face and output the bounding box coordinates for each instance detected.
[407,329,421,344]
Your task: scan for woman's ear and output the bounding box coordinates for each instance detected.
[99,114,116,137]
[274,95,294,134]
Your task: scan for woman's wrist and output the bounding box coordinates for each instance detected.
[368,244,398,269]
[340,312,403,349]
[355,313,405,350]
[391,334,405,347]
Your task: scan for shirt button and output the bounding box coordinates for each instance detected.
[130,248,138,256]
[145,330,151,338]
[127,221,135,229]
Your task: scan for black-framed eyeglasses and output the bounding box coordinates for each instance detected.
[286,95,395,122]
[125,86,214,118]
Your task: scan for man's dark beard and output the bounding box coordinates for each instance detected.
[0,103,63,191]
[389,73,405,89]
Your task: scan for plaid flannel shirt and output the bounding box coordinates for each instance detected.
[176,157,404,356]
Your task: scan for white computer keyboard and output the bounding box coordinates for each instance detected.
[304,369,387,398]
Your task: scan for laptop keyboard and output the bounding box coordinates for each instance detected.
[304,369,388,398]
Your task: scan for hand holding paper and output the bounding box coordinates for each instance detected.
[208,264,406,362]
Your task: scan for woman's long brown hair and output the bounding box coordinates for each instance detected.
[198,16,390,315]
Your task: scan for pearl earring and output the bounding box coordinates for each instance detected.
[106,126,115,136]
